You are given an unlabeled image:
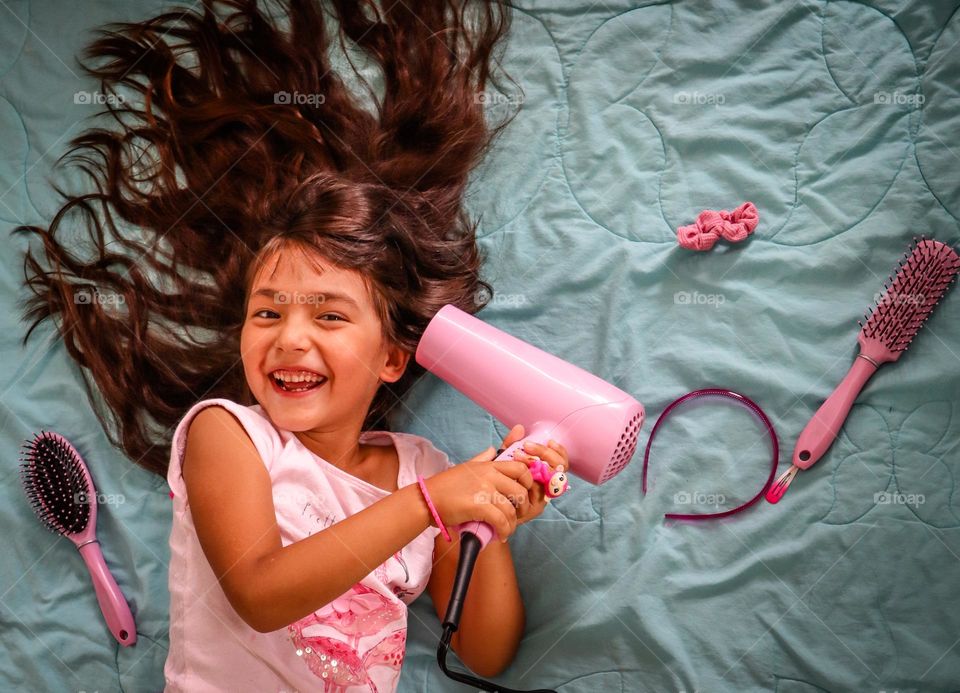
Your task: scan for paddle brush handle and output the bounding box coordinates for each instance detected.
[793,355,879,470]
[78,541,137,646]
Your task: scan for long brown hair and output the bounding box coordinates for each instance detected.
[15,0,515,477]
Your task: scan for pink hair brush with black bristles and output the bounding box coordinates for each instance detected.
[19,431,137,646]
[767,237,960,503]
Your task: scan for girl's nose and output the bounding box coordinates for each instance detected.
[274,315,312,351]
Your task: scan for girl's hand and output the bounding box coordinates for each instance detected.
[504,425,570,526]
[423,440,534,543]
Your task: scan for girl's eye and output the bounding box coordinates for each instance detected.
[251,309,345,322]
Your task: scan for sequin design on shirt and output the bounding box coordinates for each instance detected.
[288,581,407,691]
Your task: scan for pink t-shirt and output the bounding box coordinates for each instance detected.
[164,397,453,693]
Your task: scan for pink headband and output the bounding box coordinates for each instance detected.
[641,388,779,520]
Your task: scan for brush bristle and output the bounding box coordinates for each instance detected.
[19,431,91,536]
[859,237,960,353]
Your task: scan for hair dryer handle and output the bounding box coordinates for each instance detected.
[452,520,496,548]
[452,438,542,550]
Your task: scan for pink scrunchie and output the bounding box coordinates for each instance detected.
[677,202,759,251]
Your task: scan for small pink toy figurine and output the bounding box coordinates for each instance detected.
[526,457,570,501]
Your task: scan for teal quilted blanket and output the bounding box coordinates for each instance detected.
[1,1,958,690]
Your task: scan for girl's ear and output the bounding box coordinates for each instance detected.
[379,344,410,384]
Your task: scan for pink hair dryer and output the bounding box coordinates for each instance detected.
[416,305,645,547]
[416,305,644,690]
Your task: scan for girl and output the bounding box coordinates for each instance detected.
[166,231,568,690]
[15,0,568,688]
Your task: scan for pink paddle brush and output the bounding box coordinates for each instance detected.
[19,431,137,646]
[767,238,960,503]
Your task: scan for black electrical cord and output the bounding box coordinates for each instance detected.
[435,532,558,693]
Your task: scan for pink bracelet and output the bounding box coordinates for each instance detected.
[417,475,451,542]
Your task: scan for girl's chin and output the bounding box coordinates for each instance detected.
[257,381,325,423]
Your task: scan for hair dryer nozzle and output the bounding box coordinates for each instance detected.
[416,305,644,484]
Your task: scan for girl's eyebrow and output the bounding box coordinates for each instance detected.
[251,287,359,308]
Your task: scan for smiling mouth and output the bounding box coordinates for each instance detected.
[271,375,327,393]
[273,378,327,392]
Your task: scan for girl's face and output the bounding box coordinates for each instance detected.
[239,248,409,433]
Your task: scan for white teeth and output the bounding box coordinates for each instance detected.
[271,369,325,386]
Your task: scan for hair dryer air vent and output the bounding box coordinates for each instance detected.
[604,410,644,483]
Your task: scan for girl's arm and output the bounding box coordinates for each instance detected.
[181,406,433,633]
[427,530,525,678]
